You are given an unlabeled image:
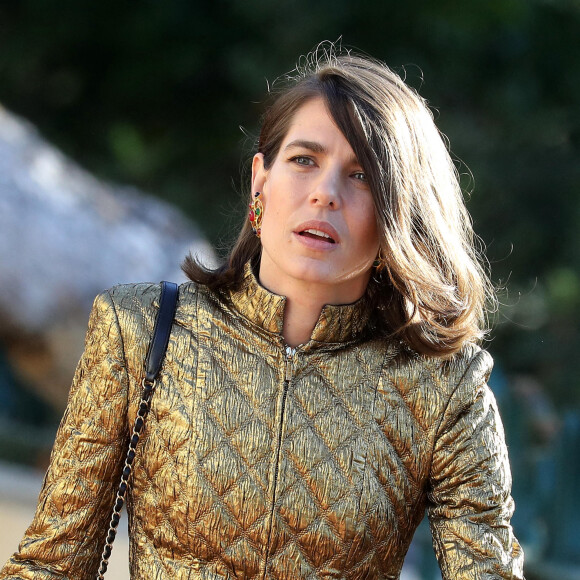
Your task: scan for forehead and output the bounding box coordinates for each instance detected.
[280,97,357,157]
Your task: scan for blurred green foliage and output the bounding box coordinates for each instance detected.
[0,0,579,413]
[0,351,58,466]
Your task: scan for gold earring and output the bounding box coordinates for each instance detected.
[373,247,386,271]
[248,192,263,237]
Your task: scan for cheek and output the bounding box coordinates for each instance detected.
[355,202,380,251]
[260,196,288,243]
[262,183,296,231]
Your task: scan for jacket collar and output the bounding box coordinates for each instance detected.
[228,262,371,347]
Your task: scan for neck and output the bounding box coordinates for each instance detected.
[281,289,329,348]
[257,270,368,348]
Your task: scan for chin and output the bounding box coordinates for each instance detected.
[260,251,372,302]
[290,258,372,294]
[286,259,338,284]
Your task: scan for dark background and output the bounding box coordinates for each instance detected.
[1,0,579,575]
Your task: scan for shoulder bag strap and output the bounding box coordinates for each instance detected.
[96,281,179,579]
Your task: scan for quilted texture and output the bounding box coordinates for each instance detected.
[1,265,524,579]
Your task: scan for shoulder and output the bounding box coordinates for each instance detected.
[105,280,196,308]
[441,343,493,391]
[381,340,494,407]
[91,280,199,332]
[386,340,492,386]
[84,281,200,376]
[432,345,497,435]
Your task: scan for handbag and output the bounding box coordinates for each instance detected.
[96,281,179,579]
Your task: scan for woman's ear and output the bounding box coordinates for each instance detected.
[251,153,267,196]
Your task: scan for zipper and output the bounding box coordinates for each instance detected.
[262,344,296,578]
[284,344,295,381]
[274,345,295,490]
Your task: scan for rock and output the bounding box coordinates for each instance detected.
[0,104,215,410]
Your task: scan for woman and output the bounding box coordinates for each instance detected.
[1,48,525,579]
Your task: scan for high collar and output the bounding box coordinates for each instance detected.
[227,262,372,348]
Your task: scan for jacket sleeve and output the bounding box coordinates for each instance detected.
[428,350,525,579]
[0,290,130,579]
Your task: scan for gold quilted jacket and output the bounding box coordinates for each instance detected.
[2,265,524,579]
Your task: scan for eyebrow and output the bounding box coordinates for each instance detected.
[283,139,327,154]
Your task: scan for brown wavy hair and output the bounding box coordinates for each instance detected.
[183,46,494,357]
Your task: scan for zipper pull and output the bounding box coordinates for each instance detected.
[284,345,295,382]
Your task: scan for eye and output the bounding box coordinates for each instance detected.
[352,171,367,182]
[290,155,315,166]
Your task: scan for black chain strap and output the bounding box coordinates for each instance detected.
[96,378,156,579]
[96,281,178,579]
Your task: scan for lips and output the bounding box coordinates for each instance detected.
[294,220,339,245]
[300,228,336,243]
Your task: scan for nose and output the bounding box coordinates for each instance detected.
[309,168,341,208]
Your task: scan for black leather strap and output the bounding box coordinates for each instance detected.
[144,281,178,383]
[97,280,178,579]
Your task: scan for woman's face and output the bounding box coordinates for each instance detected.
[252,97,380,305]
